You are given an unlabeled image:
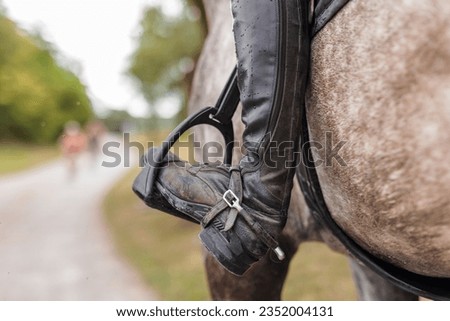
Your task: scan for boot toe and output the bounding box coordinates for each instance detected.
[135,147,231,222]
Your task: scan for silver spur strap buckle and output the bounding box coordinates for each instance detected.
[223,190,244,212]
[222,190,242,231]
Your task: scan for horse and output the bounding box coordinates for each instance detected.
[185,0,450,300]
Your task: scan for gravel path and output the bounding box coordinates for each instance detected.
[0,143,156,300]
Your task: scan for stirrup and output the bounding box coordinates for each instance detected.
[132,69,241,218]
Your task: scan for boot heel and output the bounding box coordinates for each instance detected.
[199,227,255,276]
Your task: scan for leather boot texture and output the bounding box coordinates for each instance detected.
[133,0,311,275]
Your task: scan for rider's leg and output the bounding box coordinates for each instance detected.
[137,0,310,275]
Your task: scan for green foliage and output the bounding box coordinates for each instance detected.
[129,1,205,116]
[0,13,92,144]
[101,109,135,133]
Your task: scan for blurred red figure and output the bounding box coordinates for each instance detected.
[86,120,106,164]
[59,121,87,177]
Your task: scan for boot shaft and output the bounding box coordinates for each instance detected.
[232,0,311,208]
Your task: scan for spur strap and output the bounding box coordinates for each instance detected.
[201,168,285,261]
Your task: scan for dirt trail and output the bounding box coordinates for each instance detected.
[0,141,156,300]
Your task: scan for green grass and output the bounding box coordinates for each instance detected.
[104,167,357,300]
[0,143,59,175]
[282,243,357,300]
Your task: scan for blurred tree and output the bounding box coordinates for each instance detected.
[101,109,134,133]
[0,12,93,144]
[129,0,206,119]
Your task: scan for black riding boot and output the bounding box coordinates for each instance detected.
[133,0,311,275]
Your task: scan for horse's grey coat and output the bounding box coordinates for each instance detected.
[309,0,450,277]
[187,0,448,299]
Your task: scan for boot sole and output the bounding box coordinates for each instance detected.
[199,226,257,276]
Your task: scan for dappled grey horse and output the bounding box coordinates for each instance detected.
[186,0,450,300]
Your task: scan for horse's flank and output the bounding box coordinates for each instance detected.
[309,0,450,277]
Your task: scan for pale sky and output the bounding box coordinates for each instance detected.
[2,0,183,118]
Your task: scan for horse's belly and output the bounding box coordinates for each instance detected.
[308,0,450,277]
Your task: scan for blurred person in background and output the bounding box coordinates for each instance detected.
[59,121,87,178]
[86,120,106,165]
